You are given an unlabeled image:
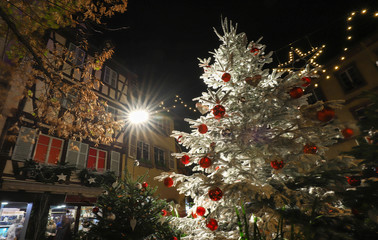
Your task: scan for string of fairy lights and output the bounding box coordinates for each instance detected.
[156,8,377,114]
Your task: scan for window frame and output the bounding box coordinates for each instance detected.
[33,134,64,164]
[104,66,118,88]
[154,146,166,168]
[136,140,150,163]
[87,147,107,172]
[66,140,89,169]
[336,63,365,93]
[68,43,85,66]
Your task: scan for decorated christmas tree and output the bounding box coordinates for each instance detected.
[155,19,361,239]
[84,173,180,240]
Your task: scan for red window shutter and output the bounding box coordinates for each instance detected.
[87,148,97,169]
[34,135,50,163]
[97,150,106,172]
[47,139,63,164]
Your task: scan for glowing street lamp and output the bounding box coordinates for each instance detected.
[128,109,149,124]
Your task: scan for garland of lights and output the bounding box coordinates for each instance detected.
[156,95,198,114]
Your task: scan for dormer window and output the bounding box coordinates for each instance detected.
[104,66,117,88]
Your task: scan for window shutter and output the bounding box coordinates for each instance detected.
[129,134,137,158]
[110,151,121,176]
[77,143,88,169]
[12,127,36,161]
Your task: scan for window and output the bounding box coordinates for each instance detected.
[137,141,150,162]
[106,105,117,119]
[104,66,117,88]
[110,151,121,176]
[68,43,85,66]
[66,140,88,169]
[12,127,36,161]
[337,64,365,92]
[33,135,64,164]
[155,118,170,136]
[87,148,107,172]
[306,87,326,104]
[61,93,77,109]
[169,151,175,169]
[154,147,166,167]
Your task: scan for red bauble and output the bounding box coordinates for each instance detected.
[221,73,231,82]
[303,144,318,154]
[250,47,260,55]
[212,105,226,119]
[208,187,223,201]
[342,128,354,139]
[164,177,173,188]
[196,206,206,216]
[142,182,148,188]
[270,160,284,170]
[199,157,212,168]
[92,207,99,214]
[317,107,335,122]
[181,155,190,165]
[161,209,168,216]
[301,77,311,87]
[191,212,197,218]
[206,218,218,231]
[172,237,178,240]
[346,176,361,186]
[289,87,304,99]
[177,135,182,142]
[198,124,208,134]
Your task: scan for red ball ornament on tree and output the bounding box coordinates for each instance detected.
[181,155,190,165]
[161,209,168,216]
[212,105,226,119]
[346,176,361,187]
[303,144,318,154]
[172,237,178,240]
[92,207,99,214]
[221,73,231,82]
[301,77,311,87]
[270,160,284,170]
[191,212,197,218]
[317,107,335,122]
[164,177,173,188]
[142,182,148,188]
[196,206,206,216]
[341,128,354,139]
[206,218,218,231]
[250,47,260,55]
[199,157,212,168]
[198,124,208,134]
[209,187,223,201]
[289,87,304,99]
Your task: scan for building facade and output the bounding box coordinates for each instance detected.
[0,31,183,238]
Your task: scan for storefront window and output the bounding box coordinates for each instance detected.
[0,202,30,240]
[45,205,76,239]
[78,206,98,232]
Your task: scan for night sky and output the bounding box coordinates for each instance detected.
[101,0,376,126]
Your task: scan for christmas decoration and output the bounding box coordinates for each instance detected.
[250,47,260,55]
[85,173,180,239]
[142,182,148,188]
[135,183,142,189]
[164,177,174,188]
[245,75,261,86]
[317,107,335,122]
[161,209,168,216]
[208,187,223,201]
[199,157,212,168]
[303,144,318,154]
[172,237,178,240]
[56,173,67,181]
[212,105,226,119]
[88,177,96,184]
[206,218,218,231]
[270,160,284,170]
[92,207,99,214]
[341,128,354,138]
[289,87,303,99]
[181,155,190,165]
[196,206,206,216]
[198,124,208,134]
[221,72,231,82]
[301,77,311,87]
[156,19,352,239]
[346,176,361,186]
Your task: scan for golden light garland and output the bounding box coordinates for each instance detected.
[156,95,198,114]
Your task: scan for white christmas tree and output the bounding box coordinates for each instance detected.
[156,19,359,239]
